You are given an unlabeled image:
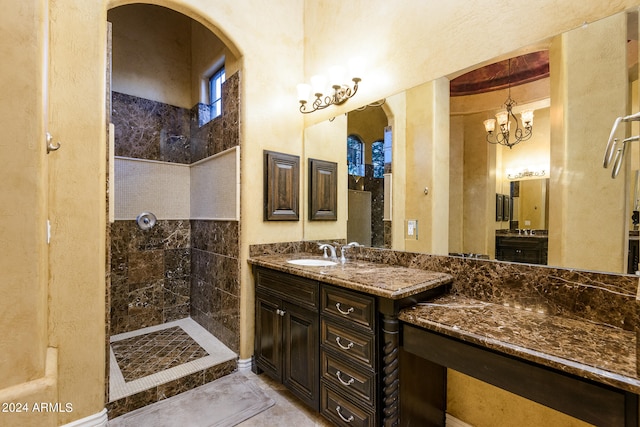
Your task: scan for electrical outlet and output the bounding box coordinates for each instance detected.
[405,219,418,240]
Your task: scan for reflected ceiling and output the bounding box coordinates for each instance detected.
[450,51,549,97]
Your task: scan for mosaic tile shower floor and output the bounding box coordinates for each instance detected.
[109,317,237,402]
[112,326,209,382]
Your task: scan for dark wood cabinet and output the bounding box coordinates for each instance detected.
[255,292,282,379]
[253,267,320,410]
[252,265,445,426]
[319,284,377,427]
[495,235,548,265]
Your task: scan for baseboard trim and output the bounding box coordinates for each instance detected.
[61,408,107,427]
[446,413,474,427]
[237,358,252,372]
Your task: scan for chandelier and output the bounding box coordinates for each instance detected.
[483,59,534,149]
[297,58,363,114]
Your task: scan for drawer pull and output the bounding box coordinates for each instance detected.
[335,336,354,350]
[335,370,355,386]
[336,302,354,315]
[336,405,354,423]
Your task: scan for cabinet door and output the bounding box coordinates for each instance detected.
[255,292,282,380]
[283,301,320,410]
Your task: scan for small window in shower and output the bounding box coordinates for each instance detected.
[209,66,226,118]
[372,140,384,178]
[348,134,365,177]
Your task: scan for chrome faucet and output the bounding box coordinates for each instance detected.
[318,243,338,261]
[340,242,362,264]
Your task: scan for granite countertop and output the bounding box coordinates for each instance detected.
[399,293,640,394]
[248,253,453,300]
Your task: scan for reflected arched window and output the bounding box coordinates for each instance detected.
[347,134,365,176]
[372,140,384,178]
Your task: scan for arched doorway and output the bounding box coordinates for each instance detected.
[106,3,242,417]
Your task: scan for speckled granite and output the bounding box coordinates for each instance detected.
[399,294,640,394]
[248,253,452,300]
[250,242,639,330]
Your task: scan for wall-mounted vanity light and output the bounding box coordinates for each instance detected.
[297,58,363,114]
[506,166,547,180]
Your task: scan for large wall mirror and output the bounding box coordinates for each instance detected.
[303,9,640,276]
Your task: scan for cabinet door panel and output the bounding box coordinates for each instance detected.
[255,292,282,380]
[283,302,319,410]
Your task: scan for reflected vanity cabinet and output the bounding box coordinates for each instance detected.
[253,267,320,410]
[495,235,548,265]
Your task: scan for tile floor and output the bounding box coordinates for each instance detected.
[235,372,332,426]
[109,318,331,425]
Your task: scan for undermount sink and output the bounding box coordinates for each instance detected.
[287,258,337,267]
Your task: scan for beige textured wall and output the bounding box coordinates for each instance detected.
[47,0,108,423]
[449,116,465,253]
[0,0,49,392]
[0,2,58,425]
[347,106,388,164]
[404,79,450,254]
[109,5,192,107]
[303,116,348,242]
[448,370,593,427]
[548,12,628,273]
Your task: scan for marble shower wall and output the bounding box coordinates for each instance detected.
[110,220,191,334]
[190,221,240,353]
[110,72,241,340]
[112,92,191,163]
[348,165,385,247]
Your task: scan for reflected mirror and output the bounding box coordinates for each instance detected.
[509,178,549,231]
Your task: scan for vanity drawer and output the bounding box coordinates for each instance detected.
[321,285,375,331]
[321,351,376,407]
[321,319,375,369]
[320,383,375,427]
[255,267,319,311]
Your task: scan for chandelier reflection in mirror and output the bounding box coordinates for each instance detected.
[297,58,363,114]
[483,59,535,149]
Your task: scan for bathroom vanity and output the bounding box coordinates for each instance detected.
[250,253,453,426]
[400,294,640,427]
[250,242,640,427]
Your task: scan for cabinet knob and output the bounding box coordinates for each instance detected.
[276,309,286,317]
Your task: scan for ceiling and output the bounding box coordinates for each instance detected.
[450,51,549,97]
